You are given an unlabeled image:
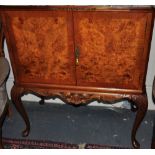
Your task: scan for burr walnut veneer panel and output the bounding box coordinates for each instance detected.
[4,11,76,85]
[0,6,154,149]
[74,11,151,90]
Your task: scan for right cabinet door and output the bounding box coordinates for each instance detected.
[73,11,152,90]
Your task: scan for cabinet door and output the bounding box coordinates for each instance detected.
[4,11,76,85]
[73,11,152,90]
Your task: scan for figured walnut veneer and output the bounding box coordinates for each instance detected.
[6,11,76,85]
[0,6,154,149]
[74,12,149,89]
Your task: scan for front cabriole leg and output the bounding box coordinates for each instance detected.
[128,94,148,149]
[11,85,30,137]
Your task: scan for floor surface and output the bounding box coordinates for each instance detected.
[2,101,155,149]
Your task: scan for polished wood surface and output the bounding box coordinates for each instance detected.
[1,8,153,92]
[74,11,152,90]
[0,5,153,11]
[3,11,76,85]
[0,6,154,149]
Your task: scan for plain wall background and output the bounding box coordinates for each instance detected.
[4,21,155,110]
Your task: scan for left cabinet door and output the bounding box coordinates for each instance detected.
[2,10,76,85]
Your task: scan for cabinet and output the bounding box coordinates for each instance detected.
[0,6,154,148]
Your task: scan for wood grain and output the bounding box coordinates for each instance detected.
[0,6,154,149]
[4,11,76,85]
[74,11,151,90]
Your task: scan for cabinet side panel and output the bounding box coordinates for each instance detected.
[74,11,152,90]
[4,11,76,85]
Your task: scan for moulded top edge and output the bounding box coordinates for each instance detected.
[0,5,154,12]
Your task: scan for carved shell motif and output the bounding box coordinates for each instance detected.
[60,92,96,105]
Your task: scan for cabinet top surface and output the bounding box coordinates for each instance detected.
[0,5,154,12]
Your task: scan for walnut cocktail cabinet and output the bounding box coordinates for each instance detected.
[0,6,154,148]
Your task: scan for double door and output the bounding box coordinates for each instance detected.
[4,10,151,90]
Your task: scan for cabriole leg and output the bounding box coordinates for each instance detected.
[11,85,30,137]
[129,94,148,148]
